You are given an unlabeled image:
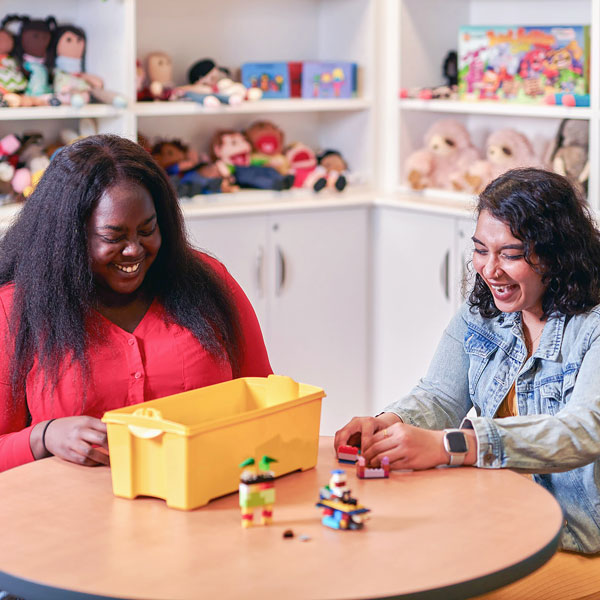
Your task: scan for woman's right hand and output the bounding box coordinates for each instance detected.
[40,416,109,466]
[334,413,401,453]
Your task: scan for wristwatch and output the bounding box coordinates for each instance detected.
[443,429,469,466]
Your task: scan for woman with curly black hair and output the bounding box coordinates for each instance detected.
[0,134,271,472]
[335,168,600,597]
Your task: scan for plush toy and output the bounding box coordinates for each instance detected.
[285,142,329,192]
[0,16,29,105]
[545,119,589,194]
[211,129,293,190]
[50,25,126,108]
[405,119,480,191]
[152,139,236,195]
[317,149,348,192]
[13,15,60,105]
[244,120,290,174]
[137,52,176,101]
[175,59,262,107]
[464,129,539,194]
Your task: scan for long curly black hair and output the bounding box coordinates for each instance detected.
[0,134,242,401]
[469,168,600,319]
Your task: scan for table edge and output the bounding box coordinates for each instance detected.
[0,524,562,600]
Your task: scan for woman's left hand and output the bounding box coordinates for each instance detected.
[361,422,448,471]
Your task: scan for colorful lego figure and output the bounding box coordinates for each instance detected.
[316,469,370,530]
[239,455,277,528]
[337,444,359,464]
[356,455,390,479]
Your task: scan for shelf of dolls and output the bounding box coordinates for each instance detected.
[0,104,126,122]
[398,99,593,120]
[134,98,372,118]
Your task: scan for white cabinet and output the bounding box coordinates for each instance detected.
[186,206,370,435]
[371,206,474,412]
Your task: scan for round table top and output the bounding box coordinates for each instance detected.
[0,437,563,600]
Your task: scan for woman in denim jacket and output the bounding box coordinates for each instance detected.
[335,168,600,598]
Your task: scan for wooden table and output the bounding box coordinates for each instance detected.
[0,437,563,600]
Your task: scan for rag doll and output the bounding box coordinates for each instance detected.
[405,119,480,191]
[0,16,29,105]
[14,15,59,105]
[211,130,294,190]
[464,128,539,194]
[152,139,233,195]
[285,143,329,192]
[317,150,348,192]
[244,120,290,174]
[50,25,126,108]
[546,119,589,195]
[138,52,176,101]
[175,59,261,107]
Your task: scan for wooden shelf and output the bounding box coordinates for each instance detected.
[0,104,125,121]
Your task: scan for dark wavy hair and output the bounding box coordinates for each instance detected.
[0,134,242,401]
[469,168,600,319]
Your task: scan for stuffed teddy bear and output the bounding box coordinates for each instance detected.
[464,128,539,194]
[545,119,589,195]
[405,119,480,191]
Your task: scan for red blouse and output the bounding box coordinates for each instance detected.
[0,254,272,471]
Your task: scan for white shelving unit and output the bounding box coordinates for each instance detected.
[1,0,376,186]
[388,0,600,209]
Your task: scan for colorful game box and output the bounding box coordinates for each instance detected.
[241,62,291,99]
[301,61,357,99]
[458,26,590,104]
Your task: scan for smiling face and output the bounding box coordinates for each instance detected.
[87,181,162,303]
[472,210,546,320]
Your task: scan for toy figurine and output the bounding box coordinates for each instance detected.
[316,469,370,530]
[14,15,59,105]
[211,129,294,191]
[464,128,538,194]
[244,120,290,174]
[404,119,480,191]
[239,455,277,528]
[50,25,126,108]
[175,59,262,107]
[357,455,390,479]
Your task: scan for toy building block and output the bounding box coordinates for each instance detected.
[316,469,370,530]
[239,455,277,528]
[337,444,359,464]
[357,455,390,479]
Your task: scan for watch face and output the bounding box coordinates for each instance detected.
[446,431,468,453]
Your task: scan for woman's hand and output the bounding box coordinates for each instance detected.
[39,416,109,466]
[334,413,402,453]
[361,422,448,471]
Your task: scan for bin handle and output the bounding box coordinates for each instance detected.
[128,407,164,439]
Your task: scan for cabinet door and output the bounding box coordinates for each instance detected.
[371,207,457,412]
[266,208,369,436]
[185,214,268,333]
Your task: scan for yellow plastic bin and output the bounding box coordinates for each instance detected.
[102,375,325,510]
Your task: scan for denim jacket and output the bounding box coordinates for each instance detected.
[383,301,600,554]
